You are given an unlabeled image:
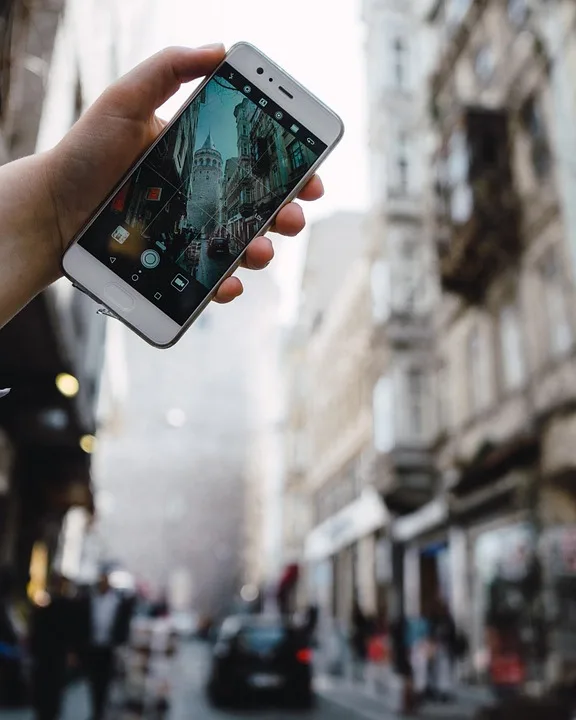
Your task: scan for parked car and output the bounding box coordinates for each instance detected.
[207,235,230,259]
[206,614,313,709]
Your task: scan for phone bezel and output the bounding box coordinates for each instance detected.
[61,41,345,348]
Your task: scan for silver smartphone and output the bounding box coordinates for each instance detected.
[61,42,344,348]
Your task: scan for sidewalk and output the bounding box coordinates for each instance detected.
[1,682,90,720]
[316,672,490,720]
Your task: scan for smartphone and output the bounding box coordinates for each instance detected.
[61,42,344,348]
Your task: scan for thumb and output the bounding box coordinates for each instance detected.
[93,44,226,123]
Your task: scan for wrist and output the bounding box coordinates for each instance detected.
[0,151,63,327]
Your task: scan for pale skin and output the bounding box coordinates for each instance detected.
[0,44,324,330]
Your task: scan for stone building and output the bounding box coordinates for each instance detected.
[189,130,223,235]
[0,0,132,594]
[283,212,376,624]
[413,0,576,690]
[361,0,440,622]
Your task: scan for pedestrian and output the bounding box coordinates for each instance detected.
[350,599,370,681]
[74,570,133,720]
[427,597,458,702]
[0,44,323,335]
[29,573,75,720]
[389,610,415,714]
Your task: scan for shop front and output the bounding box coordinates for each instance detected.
[305,487,390,623]
[392,497,451,618]
[541,524,576,690]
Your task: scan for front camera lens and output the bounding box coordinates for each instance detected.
[257,67,264,75]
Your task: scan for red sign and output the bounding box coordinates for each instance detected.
[146,187,162,201]
[490,654,524,685]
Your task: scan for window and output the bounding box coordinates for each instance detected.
[522,96,551,178]
[499,303,525,390]
[395,132,409,195]
[474,45,495,82]
[394,237,421,312]
[406,368,426,439]
[507,0,528,26]
[437,364,450,431]
[373,375,394,453]
[288,141,305,171]
[468,326,490,414]
[447,131,472,223]
[541,248,572,357]
[371,259,391,323]
[393,37,408,89]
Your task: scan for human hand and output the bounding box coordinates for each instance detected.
[46,44,324,304]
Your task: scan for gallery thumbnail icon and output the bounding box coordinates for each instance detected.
[111,226,129,244]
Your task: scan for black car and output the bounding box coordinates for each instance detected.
[207,235,230,259]
[206,615,314,709]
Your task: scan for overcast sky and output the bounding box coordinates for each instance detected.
[127,0,369,322]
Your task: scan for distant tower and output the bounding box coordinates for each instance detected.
[188,131,222,235]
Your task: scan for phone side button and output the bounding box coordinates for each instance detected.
[104,283,135,312]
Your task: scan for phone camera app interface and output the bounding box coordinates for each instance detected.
[78,62,326,325]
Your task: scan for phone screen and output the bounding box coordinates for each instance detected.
[76,62,326,325]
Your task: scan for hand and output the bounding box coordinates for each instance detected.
[46,44,324,304]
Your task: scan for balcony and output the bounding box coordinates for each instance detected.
[384,189,422,221]
[368,444,436,514]
[239,200,254,218]
[434,107,521,303]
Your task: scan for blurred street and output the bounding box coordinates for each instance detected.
[2,641,387,720]
[4,1,576,719]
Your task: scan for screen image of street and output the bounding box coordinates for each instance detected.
[78,62,322,324]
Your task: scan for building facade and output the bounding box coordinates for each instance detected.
[421,0,576,691]
[362,0,441,622]
[0,0,128,595]
[282,212,380,627]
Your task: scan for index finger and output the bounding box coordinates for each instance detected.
[296,175,324,202]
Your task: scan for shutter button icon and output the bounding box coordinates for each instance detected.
[141,249,160,269]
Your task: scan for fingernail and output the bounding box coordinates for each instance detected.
[0,388,11,399]
[198,43,225,51]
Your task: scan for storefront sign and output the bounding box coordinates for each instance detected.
[304,488,389,561]
[392,498,448,542]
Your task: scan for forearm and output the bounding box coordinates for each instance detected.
[0,151,61,328]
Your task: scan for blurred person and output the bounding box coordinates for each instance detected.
[427,597,458,702]
[389,609,415,714]
[485,608,525,702]
[0,566,26,707]
[75,571,133,720]
[409,614,431,704]
[28,573,75,720]
[0,44,324,335]
[350,598,370,681]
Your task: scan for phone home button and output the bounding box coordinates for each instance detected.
[104,283,135,312]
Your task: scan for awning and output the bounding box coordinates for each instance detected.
[391,497,448,542]
[304,488,389,562]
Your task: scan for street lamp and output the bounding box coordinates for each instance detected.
[79,434,96,454]
[56,373,79,398]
